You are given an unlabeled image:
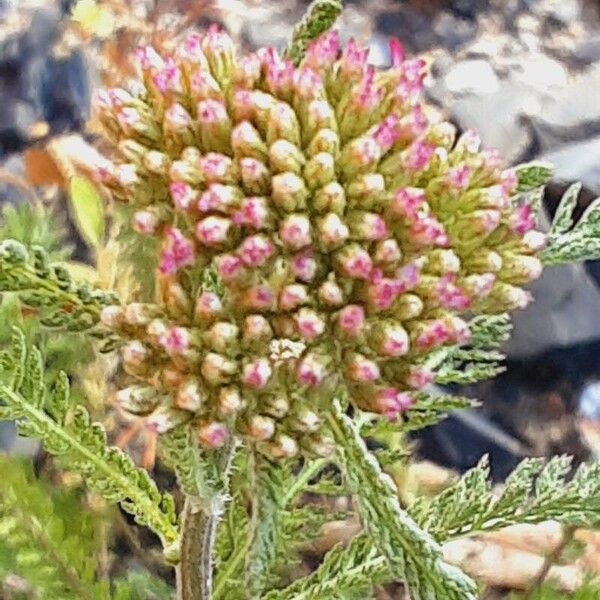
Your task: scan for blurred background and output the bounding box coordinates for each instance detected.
[1,0,600,596]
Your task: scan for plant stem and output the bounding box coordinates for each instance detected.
[175,440,236,600]
[176,497,219,600]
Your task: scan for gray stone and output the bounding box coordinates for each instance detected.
[540,137,600,194]
[444,59,500,95]
[505,212,600,358]
[528,63,600,151]
[573,34,600,64]
[433,12,477,51]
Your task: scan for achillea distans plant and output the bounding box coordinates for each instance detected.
[3,2,600,599]
[92,26,543,459]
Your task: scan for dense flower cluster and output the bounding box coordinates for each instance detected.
[92,27,544,458]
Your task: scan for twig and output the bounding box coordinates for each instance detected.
[524,525,576,597]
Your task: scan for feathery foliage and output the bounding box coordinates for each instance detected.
[541,183,600,266]
[284,0,343,65]
[0,329,179,548]
[515,161,553,192]
[327,399,479,600]
[427,314,512,384]
[0,240,117,332]
[0,456,109,600]
[410,455,600,542]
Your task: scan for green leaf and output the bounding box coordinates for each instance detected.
[541,185,600,266]
[515,161,553,192]
[284,0,343,65]
[326,400,478,600]
[0,330,179,549]
[549,182,581,236]
[409,455,600,542]
[68,176,105,250]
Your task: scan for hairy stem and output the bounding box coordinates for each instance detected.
[176,440,236,600]
[176,498,220,600]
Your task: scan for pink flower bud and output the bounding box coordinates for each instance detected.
[304,30,339,70]
[295,308,326,341]
[215,254,244,282]
[242,358,272,389]
[100,305,124,329]
[296,353,327,387]
[272,172,308,211]
[347,211,388,241]
[318,279,345,307]
[446,165,471,190]
[152,57,182,93]
[169,182,197,211]
[197,184,241,213]
[132,210,159,235]
[238,234,275,267]
[205,321,239,353]
[279,284,309,311]
[165,103,192,131]
[337,305,365,336]
[375,323,409,357]
[200,153,236,184]
[218,386,243,416]
[346,353,381,383]
[391,187,426,220]
[374,388,413,419]
[374,239,402,265]
[161,326,191,356]
[198,422,229,448]
[280,214,312,250]
[123,340,149,367]
[291,250,318,282]
[335,244,373,279]
[247,415,276,440]
[231,121,267,159]
[233,196,272,230]
[159,228,195,275]
[435,274,471,310]
[201,352,237,385]
[509,205,535,236]
[389,38,405,67]
[317,213,350,249]
[413,320,451,351]
[404,140,435,172]
[195,216,233,247]
[243,314,273,342]
[176,377,203,411]
[405,366,434,389]
[462,273,496,299]
[195,292,223,320]
[340,39,369,80]
[242,285,275,311]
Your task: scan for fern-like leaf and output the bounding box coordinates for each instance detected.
[0,456,110,599]
[541,185,600,266]
[410,455,600,542]
[326,399,478,600]
[0,240,118,333]
[0,330,179,548]
[265,534,388,600]
[426,314,512,385]
[284,0,343,65]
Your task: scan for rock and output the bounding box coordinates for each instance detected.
[528,64,600,151]
[573,33,600,64]
[505,259,600,358]
[444,59,500,94]
[540,137,600,194]
[433,11,477,51]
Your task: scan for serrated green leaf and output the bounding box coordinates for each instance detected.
[68,176,105,250]
[549,182,581,236]
[515,161,553,192]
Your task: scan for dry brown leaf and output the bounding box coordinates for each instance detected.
[24,148,66,187]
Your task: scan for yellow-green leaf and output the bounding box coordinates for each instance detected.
[68,176,105,250]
